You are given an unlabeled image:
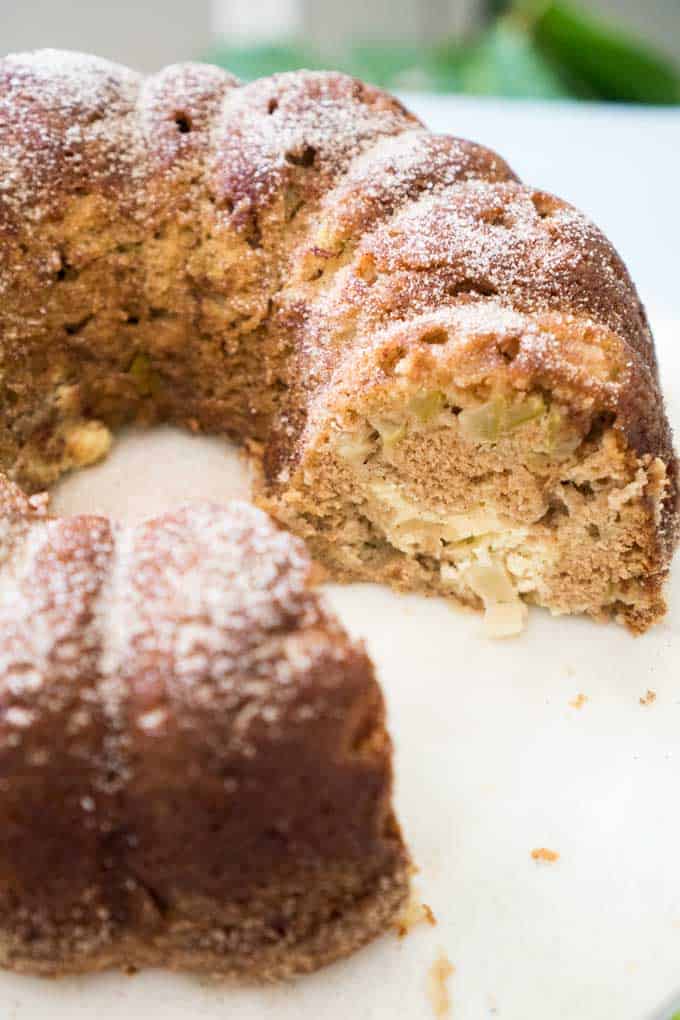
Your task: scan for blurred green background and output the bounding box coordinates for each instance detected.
[210,0,680,103]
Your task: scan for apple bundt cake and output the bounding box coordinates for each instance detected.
[0,46,677,976]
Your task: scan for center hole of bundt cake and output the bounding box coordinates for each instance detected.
[50,426,251,525]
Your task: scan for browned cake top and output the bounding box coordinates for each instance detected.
[0,51,412,237]
[0,497,339,760]
[0,51,237,232]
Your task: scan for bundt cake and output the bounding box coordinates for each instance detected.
[0,482,409,975]
[0,44,677,976]
[0,50,676,638]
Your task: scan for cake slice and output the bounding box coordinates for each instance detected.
[261,182,678,635]
[0,493,408,976]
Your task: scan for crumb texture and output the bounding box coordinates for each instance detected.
[427,950,455,1018]
[531,847,560,863]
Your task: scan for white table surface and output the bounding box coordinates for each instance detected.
[9,96,680,1020]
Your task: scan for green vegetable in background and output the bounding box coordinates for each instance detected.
[209,0,680,104]
[339,44,435,89]
[454,17,589,99]
[206,43,321,80]
[531,1,680,104]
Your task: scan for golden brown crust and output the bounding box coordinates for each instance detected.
[0,863,409,979]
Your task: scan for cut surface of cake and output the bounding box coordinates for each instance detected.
[0,487,409,976]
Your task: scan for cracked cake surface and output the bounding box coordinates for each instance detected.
[0,45,677,975]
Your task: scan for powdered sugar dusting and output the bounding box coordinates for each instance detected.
[302,180,652,358]
[0,50,141,228]
[4,48,139,111]
[112,501,319,693]
[0,495,350,768]
[209,69,417,229]
[0,511,115,776]
[304,128,518,252]
[273,175,658,461]
[0,49,236,239]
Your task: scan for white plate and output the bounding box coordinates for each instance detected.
[18,316,675,1019]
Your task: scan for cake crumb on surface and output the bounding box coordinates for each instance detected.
[427,950,454,1018]
[569,693,588,709]
[531,847,560,863]
[639,689,656,706]
[395,892,436,937]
